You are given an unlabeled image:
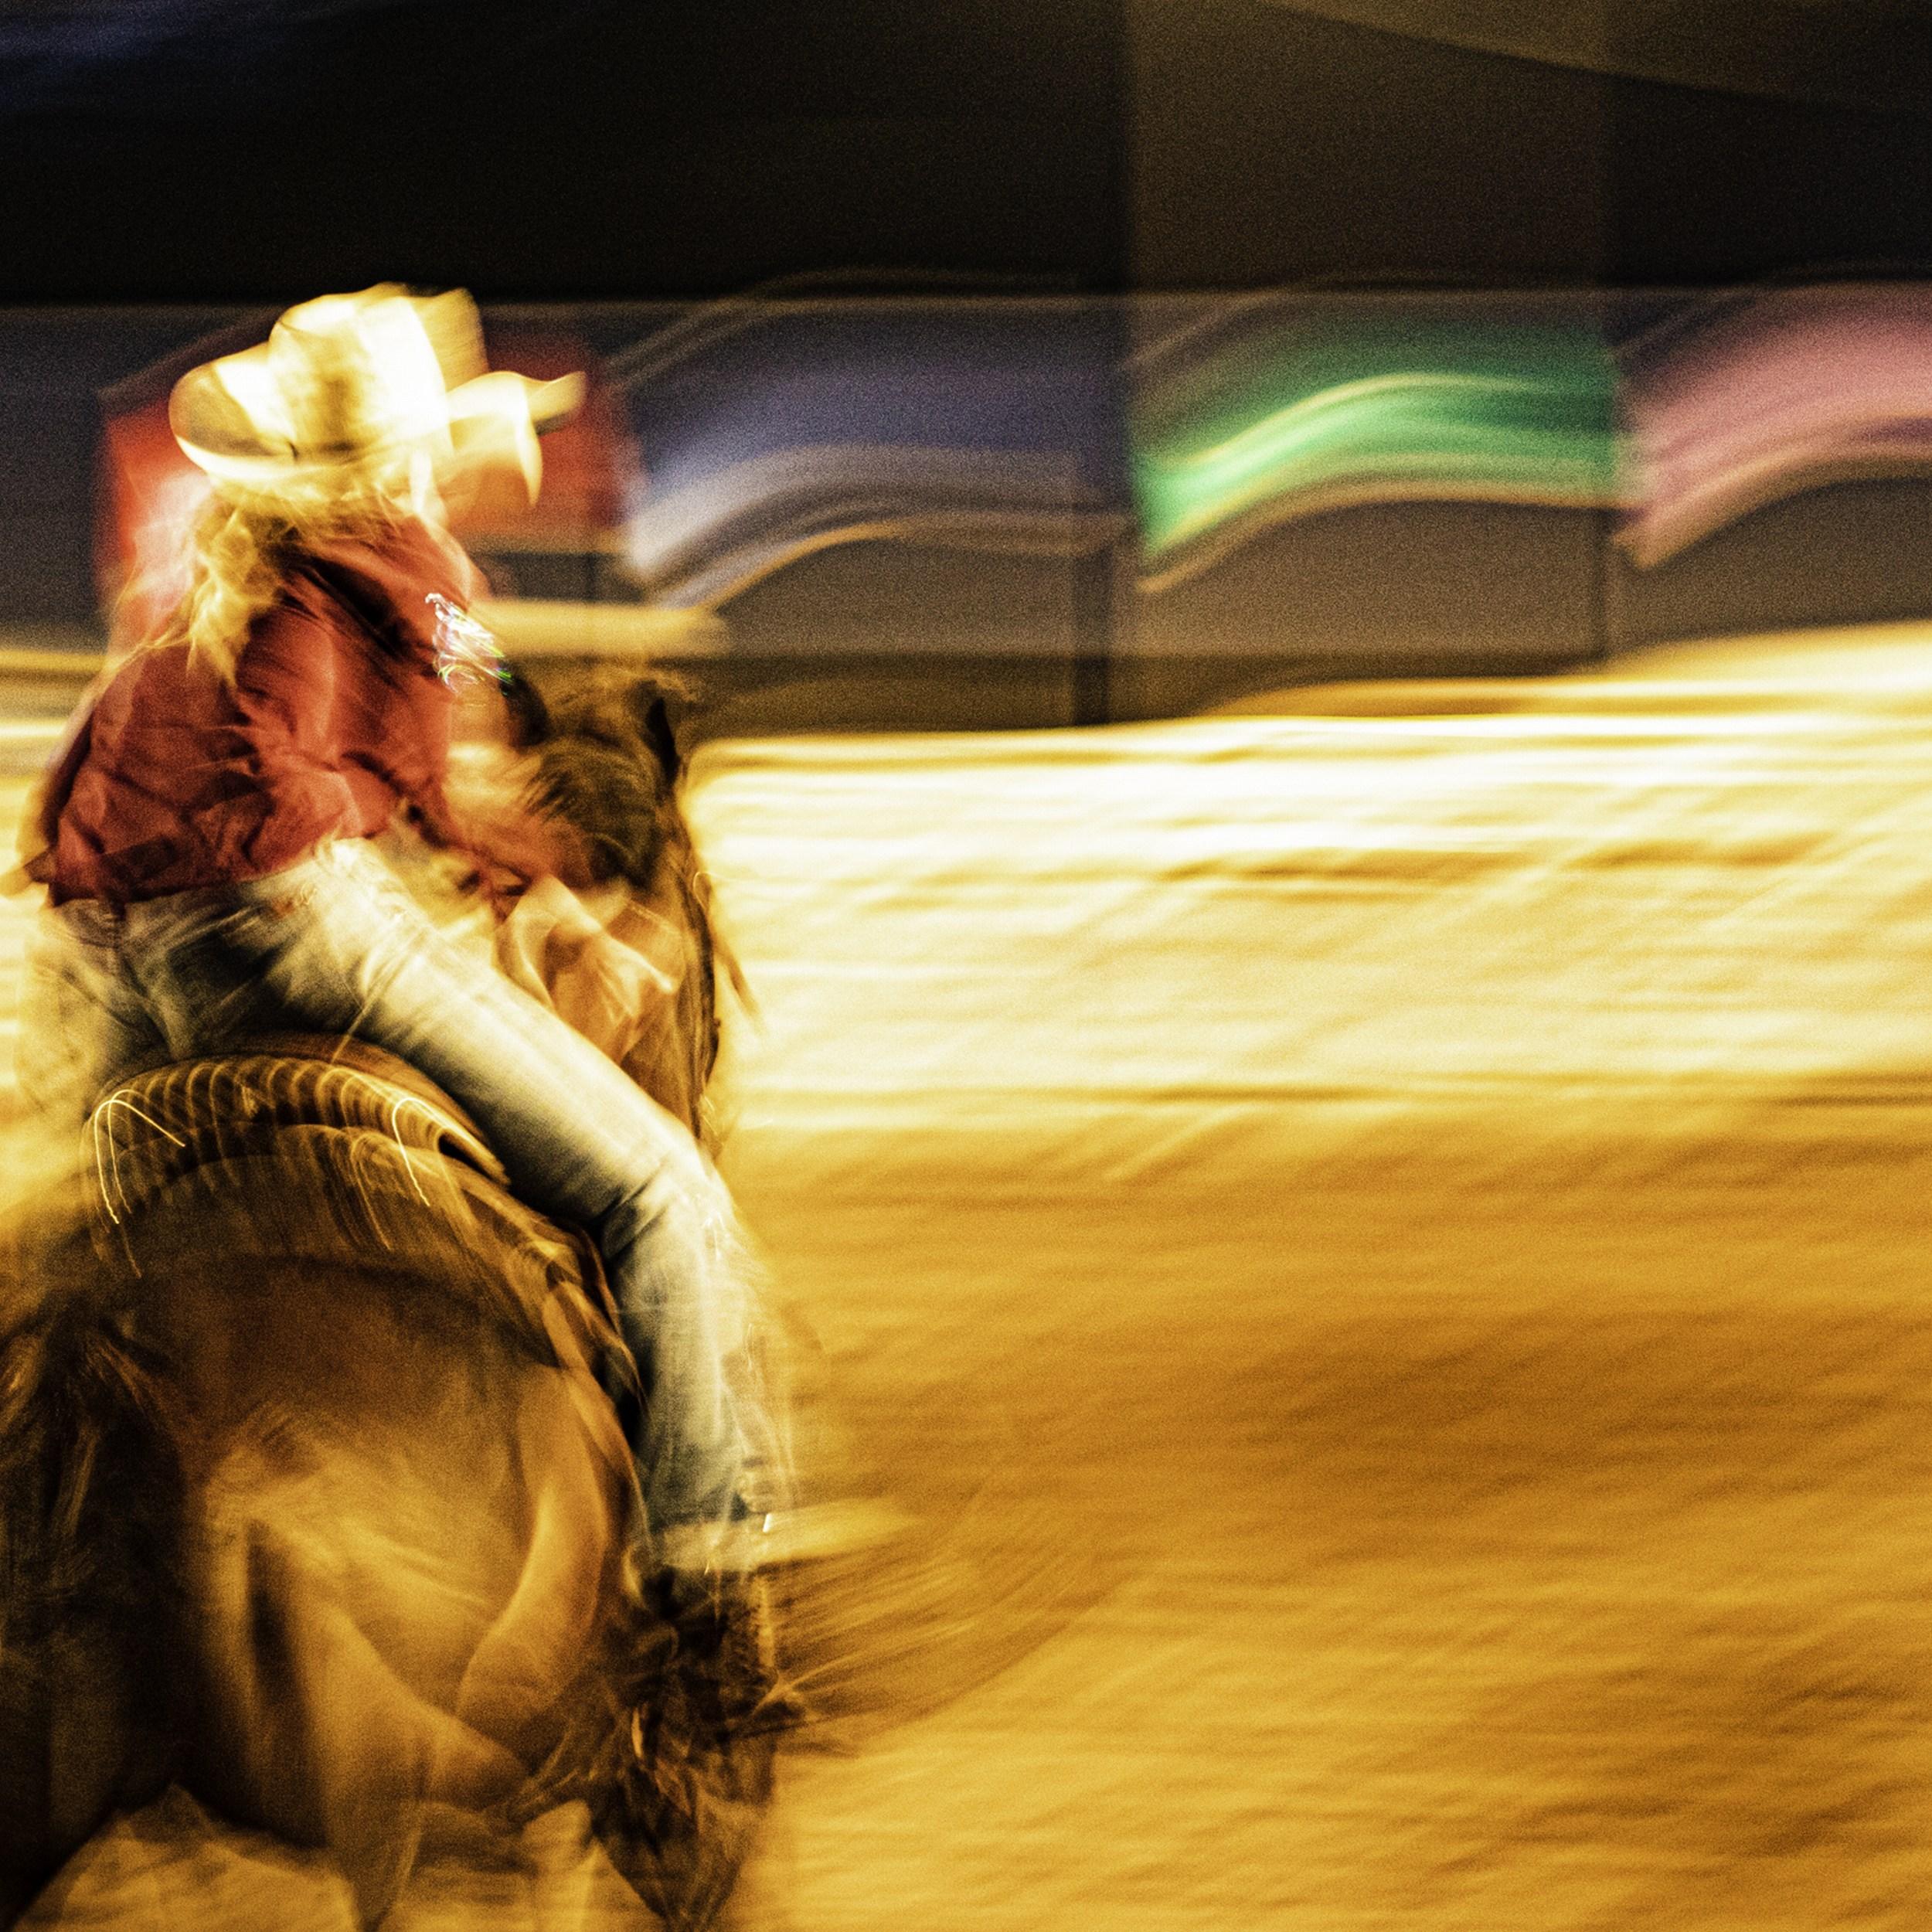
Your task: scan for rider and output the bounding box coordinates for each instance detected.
[14,287,756,1597]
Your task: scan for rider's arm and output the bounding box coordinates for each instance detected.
[315,523,560,906]
[371,658,566,915]
[230,599,366,840]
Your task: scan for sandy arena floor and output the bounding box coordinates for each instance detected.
[9,624,1932,1928]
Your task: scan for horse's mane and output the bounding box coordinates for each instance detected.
[0,1224,184,1660]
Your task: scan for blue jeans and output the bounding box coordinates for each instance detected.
[18,839,750,1535]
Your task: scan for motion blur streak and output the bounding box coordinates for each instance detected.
[1131,309,1620,584]
[13,621,1932,1923]
[614,301,1121,610]
[1621,284,1932,569]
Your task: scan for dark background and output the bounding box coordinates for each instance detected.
[5,2,1932,722]
[0,0,1928,301]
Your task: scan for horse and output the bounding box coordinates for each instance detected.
[0,670,783,1930]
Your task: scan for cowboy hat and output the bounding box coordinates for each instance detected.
[168,284,582,502]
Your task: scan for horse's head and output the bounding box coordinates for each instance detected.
[505,667,733,1143]
[507,668,692,896]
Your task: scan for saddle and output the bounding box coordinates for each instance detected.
[83,1032,623,1376]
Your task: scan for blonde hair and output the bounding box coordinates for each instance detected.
[155,456,430,682]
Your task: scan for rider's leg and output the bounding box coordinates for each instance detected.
[140,841,750,1539]
[15,901,168,1136]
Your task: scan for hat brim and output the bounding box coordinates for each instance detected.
[444,370,586,503]
[168,288,583,499]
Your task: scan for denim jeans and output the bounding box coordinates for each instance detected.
[18,839,749,1534]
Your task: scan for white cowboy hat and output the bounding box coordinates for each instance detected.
[168,284,583,502]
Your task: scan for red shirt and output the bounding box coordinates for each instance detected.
[42,519,485,907]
